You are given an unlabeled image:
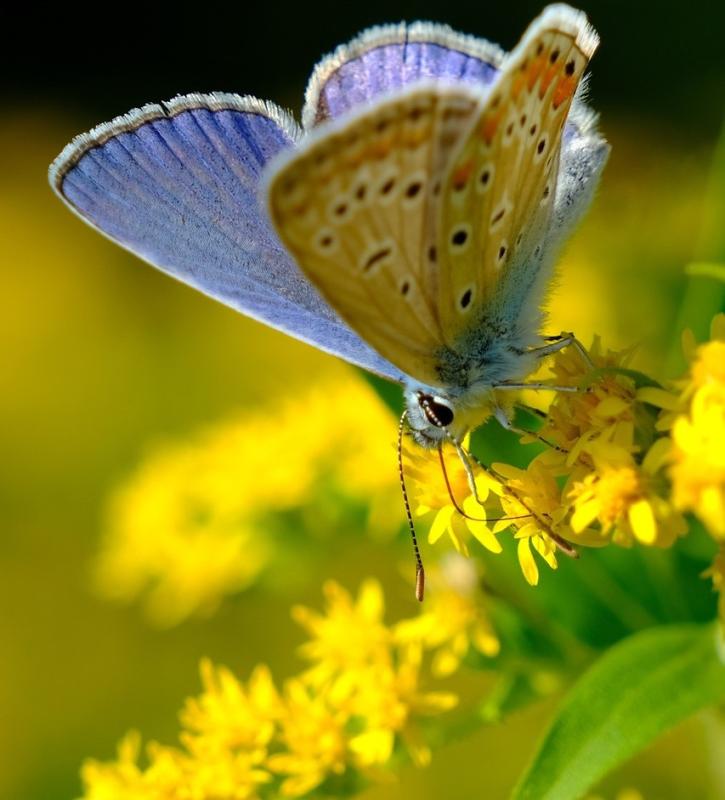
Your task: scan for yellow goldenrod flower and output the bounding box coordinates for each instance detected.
[266,678,350,797]
[95,378,399,626]
[537,337,638,461]
[79,731,271,800]
[666,319,725,539]
[671,384,725,537]
[404,439,503,556]
[346,642,458,768]
[180,659,281,755]
[160,743,271,800]
[639,317,725,538]
[493,456,569,585]
[394,554,500,676]
[690,322,725,394]
[79,575,468,799]
[97,445,272,627]
[286,579,458,775]
[642,313,725,431]
[79,732,153,800]
[568,440,686,547]
[292,579,392,688]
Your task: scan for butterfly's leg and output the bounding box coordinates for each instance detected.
[492,407,567,454]
[531,331,594,367]
[493,382,581,393]
[450,437,488,506]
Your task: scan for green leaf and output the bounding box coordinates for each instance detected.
[512,624,725,800]
[357,369,402,416]
[686,261,725,282]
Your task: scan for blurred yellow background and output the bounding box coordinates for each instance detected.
[3,1,724,797]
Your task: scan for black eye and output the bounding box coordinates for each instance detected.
[419,394,455,427]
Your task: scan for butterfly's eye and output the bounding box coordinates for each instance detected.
[419,394,455,427]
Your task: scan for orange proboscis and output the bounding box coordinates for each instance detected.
[552,75,577,109]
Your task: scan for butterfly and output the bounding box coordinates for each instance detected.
[50,4,608,597]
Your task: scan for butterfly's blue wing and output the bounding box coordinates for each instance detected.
[303,22,504,129]
[50,93,405,383]
[303,22,608,248]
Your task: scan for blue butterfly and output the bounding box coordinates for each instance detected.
[50,4,608,596]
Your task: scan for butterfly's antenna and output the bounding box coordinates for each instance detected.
[437,443,533,525]
[398,411,425,601]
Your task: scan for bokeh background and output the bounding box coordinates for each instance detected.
[3,1,725,798]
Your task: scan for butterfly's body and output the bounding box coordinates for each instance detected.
[50,3,608,453]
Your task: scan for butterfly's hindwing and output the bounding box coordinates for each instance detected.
[268,84,479,385]
[437,6,599,341]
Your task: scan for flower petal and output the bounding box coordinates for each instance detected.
[636,387,680,411]
[628,498,656,544]
[429,506,454,544]
[517,537,539,585]
[595,396,630,417]
[571,498,600,532]
[466,518,503,553]
[642,436,672,474]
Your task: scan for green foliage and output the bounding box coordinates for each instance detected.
[513,624,725,800]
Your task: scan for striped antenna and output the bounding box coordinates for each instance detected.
[398,411,425,601]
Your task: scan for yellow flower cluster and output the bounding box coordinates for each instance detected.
[94,314,724,624]
[94,380,400,626]
[667,315,725,537]
[407,322,725,595]
[80,572,498,799]
[646,315,725,626]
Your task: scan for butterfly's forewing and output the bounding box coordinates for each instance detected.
[302,22,503,129]
[50,93,404,382]
[436,6,599,340]
[267,84,480,386]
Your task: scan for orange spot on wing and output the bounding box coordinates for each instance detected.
[452,159,474,189]
[403,129,428,149]
[526,57,546,91]
[511,73,527,100]
[480,110,503,145]
[539,65,560,98]
[552,75,577,109]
